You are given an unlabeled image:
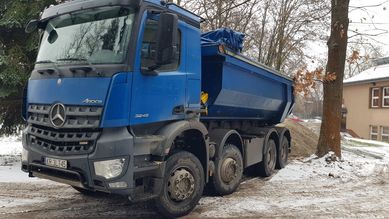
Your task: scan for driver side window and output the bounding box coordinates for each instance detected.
[140,19,181,72]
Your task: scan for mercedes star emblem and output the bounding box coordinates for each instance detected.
[49,103,66,128]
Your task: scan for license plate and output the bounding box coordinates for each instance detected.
[45,157,68,169]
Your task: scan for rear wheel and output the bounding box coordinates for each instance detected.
[259,139,277,177]
[156,151,204,218]
[276,137,290,169]
[211,144,243,195]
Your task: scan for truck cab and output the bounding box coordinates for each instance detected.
[22,0,293,217]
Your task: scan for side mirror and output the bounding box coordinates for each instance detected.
[25,19,39,33]
[155,13,178,66]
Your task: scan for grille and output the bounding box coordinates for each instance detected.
[27,104,103,155]
[28,126,100,155]
[28,104,102,129]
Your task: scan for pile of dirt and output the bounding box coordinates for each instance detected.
[279,119,318,158]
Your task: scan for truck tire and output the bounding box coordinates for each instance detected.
[259,139,277,177]
[211,144,243,195]
[156,151,204,218]
[276,137,290,169]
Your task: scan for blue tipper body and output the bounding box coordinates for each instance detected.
[200,40,294,125]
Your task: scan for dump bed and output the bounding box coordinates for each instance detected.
[200,42,294,125]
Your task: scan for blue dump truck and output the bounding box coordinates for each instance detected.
[21,0,294,217]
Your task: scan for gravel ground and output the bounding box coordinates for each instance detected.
[2,121,389,219]
[1,151,389,219]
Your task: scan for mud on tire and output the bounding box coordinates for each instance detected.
[259,139,277,177]
[276,137,290,169]
[211,144,243,196]
[155,151,204,218]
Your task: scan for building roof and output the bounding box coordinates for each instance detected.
[344,63,389,85]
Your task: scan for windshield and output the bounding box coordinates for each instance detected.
[36,6,136,65]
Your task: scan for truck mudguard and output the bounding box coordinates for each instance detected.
[154,120,208,156]
[262,128,280,153]
[208,129,243,159]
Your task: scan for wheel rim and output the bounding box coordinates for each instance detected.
[220,157,238,184]
[167,168,195,202]
[267,143,276,171]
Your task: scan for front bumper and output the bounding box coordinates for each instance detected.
[22,126,165,201]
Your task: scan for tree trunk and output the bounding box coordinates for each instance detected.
[317,0,350,158]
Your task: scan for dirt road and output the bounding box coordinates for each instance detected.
[1,152,389,219]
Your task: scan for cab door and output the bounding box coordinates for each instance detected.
[130,12,187,125]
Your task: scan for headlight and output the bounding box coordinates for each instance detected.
[21,148,28,162]
[94,158,125,179]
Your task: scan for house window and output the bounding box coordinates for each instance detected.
[383,87,389,107]
[382,126,389,142]
[370,126,378,140]
[371,88,380,108]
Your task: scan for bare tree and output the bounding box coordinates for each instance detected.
[245,0,330,74]
[181,0,260,32]
[344,39,384,79]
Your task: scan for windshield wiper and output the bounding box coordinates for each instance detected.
[56,58,88,62]
[35,60,62,76]
[37,68,57,75]
[70,66,94,73]
[58,58,104,77]
[35,60,54,64]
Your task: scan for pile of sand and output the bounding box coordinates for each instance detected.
[279,119,319,158]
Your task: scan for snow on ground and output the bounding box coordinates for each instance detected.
[0,197,48,209]
[2,133,389,218]
[195,137,389,218]
[273,136,389,185]
[302,119,322,123]
[1,134,388,184]
[271,151,383,182]
[0,134,52,184]
[344,136,389,148]
[0,135,22,155]
[0,162,51,183]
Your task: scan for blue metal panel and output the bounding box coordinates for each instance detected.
[27,73,134,128]
[144,0,202,23]
[166,3,202,23]
[201,44,294,124]
[101,72,133,128]
[129,12,189,125]
[185,21,202,110]
[27,78,111,106]
[186,79,201,110]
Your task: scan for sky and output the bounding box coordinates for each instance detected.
[308,0,389,68]
[349,0,389,54]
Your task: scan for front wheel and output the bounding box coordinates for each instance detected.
[156,151,204,218]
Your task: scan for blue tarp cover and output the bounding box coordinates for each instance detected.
[201,28,245,52]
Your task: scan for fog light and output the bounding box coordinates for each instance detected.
[109,181,128,188]
[21,148,28,162]
[94,158,125,179]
